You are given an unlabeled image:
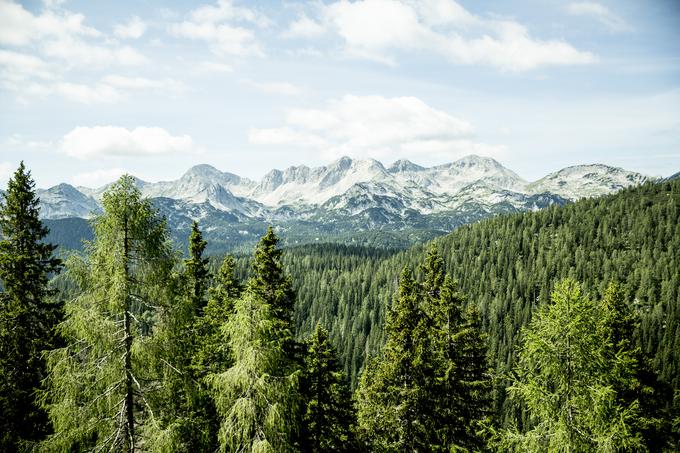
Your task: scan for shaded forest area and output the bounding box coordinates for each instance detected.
[1,162,679,452]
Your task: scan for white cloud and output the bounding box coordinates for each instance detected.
[169,0,266,57]
[566,2,631,32]
[0,0,147,68]
[249,95,505,160]
[291,0,595,71]
[71,168,129,187]
[101,75,185,93]
[242,79,302,95]
[61,126,195,158]
[114,16,147,39]
[283,14,326,38]
[55,82,123,104]
[0,162,14,186]
[197,61,234,73]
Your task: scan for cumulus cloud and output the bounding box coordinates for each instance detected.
[0,0,146,66]
[241,79,302,95]
[286,0,595,71]
[566,2,631,32]
[249,95,505,160]
[114,16,147,39]
[283,14,326,38]
[169,0,266,56]
[71,168,129,187]
[61,126,195,158]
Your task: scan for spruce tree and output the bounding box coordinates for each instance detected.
[147,221,216,451]
[40,175,175,452]
[0,162,62,451]
[248,226,295,326]
[185,221,209,314]
[356,267,435,451]
[300,324,356,452]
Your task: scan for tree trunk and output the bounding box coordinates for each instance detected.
[123,209,135,452]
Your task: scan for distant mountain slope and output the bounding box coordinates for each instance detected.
[37,155,655,252]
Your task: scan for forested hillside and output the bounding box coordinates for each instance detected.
[3,163,678,451]
[242,179,679,402]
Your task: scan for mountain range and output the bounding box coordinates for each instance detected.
[37,155,652,253]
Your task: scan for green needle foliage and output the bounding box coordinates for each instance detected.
[207,289,300,453]
[501,279,646,452]
[40,175,175,452]
[0,162,62,452]
[300,324,356,452]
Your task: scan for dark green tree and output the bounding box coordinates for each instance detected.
[40,175,175,452]
[185,221,209,313]
[356,267,435,451]
[300,323,356,452]
[0,162,62,451]
[248,226,295,326]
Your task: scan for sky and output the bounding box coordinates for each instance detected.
[0,0,679,189]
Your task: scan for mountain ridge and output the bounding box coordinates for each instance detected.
[35,155,655,252]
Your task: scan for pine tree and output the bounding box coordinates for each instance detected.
[0,162,62,451]
[207,289,300,452]
[501,279,645,451]
[40,175,175,452]
[300,323,356,452]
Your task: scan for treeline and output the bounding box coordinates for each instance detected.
[1,163,678,451]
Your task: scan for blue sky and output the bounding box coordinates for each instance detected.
[1,0,679,188]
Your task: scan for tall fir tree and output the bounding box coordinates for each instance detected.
[598,282,674,451]
[0,162,62,451]
[423,245,491,450]
[248,226,295,326]
[40,175,175,452]
[356,267,436,451]
[147,221,217,451]
[300,323,356,452]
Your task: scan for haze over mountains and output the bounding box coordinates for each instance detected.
[38,155,651,252]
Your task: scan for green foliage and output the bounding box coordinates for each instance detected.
[208,290,300,452]
[356,250,492,452]
[40,175,175,452]
[300,324,356,452]
[0,162,62,451]
[500,279,645,452]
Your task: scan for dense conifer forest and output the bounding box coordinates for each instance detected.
[1,163,678,451]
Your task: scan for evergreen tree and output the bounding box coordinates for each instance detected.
[598,282,674,451]
[249,226,295,326]
[147,221,216,452]
[207,289,300,452]
[193,254,242,378]
[185,221,209,314]
[0,162,62,451]
[40,175,175,452]
[300,323,356,452]
[356,268,435,451]
[501,279,645,452]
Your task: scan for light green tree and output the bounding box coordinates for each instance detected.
[501,279,645,452]
[40,175,175,452]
